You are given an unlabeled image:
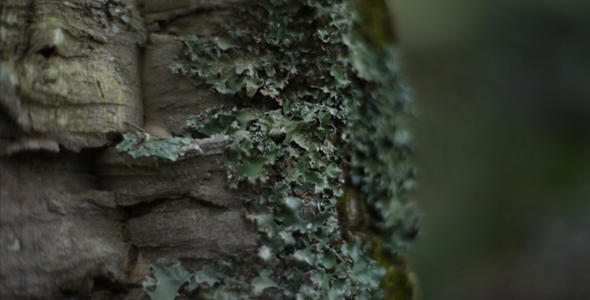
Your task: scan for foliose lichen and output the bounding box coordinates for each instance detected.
[120,0,419,299]
[344,1,420,297]
[116,133,194,161]
[346,35,419,254]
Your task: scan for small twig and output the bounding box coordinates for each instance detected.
[124,120,145,133]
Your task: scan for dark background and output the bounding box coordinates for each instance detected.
[394,0,590,299]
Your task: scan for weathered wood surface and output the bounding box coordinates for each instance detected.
[1,0,256,299]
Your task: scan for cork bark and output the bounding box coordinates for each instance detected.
[1,1,256,299]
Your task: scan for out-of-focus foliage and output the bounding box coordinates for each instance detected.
[396,0,590,299]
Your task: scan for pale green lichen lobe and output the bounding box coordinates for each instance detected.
[116,133,193,161]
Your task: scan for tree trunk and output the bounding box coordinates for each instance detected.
[1,1,417,299]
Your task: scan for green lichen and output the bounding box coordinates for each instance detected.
[116,133,194,161]
[128,0,419,299]
[170,0,351,104]
[346,36,419,254]
[179,102,386,299]
[143,261,192,300]
[344,2,420,297]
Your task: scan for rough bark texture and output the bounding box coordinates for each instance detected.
[1,0,144,152]
[2,0,416,299]
[1,0,258,299]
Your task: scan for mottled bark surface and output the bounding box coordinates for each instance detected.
[1,0,257,299]
[1,0,144,152]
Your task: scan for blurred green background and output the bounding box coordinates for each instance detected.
[391,0,590,299]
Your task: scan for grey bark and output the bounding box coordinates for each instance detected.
[1,1,256,299]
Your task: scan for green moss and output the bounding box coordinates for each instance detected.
[124,0,420,299]
[336,187,371,237]
[371,240,417,300]
[356,0,396,48]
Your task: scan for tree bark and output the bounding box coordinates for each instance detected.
[1,1,257,299]
[1,1,417,299]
